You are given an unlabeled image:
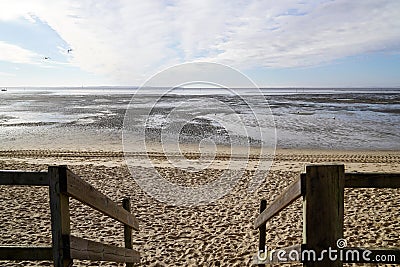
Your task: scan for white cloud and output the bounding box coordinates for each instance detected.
[207,0,400,67]
[0,0,399,84]
[0,1,38,21]
[0,71,15,77]
[0,41,40,64]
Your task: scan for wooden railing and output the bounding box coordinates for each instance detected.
[0,165,140,267]
[254,164,400,266]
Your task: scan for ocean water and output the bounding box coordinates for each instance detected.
[0,87,399,151]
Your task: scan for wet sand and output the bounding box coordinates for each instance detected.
[0,148,399,266]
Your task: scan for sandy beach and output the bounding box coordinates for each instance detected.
[0,148,399,266]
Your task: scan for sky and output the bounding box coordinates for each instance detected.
[0,0,399,87]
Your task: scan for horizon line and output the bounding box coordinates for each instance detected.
[2,86,400,89]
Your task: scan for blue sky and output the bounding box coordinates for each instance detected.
[0,0,399,87]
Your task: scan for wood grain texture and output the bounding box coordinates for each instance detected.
[48,166,73,267]
[303,164,344,267]
[123,198,134,267]
[0,170,48,186]
[254,177,302,229]
[65,169,139,231]
[69,235,140,263]
[345,172,400,188]
[0,247,52,260]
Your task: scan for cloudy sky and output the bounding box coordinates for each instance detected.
[0,0,399,87]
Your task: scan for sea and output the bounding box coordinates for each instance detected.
[0,87,399,151]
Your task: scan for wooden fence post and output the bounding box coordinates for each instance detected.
[123,197,133,267]
[303,164,344,267]
[258,199,267,267]
[49,166,72,267]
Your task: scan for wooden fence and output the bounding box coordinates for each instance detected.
[254,164,400,266]
[0,165,140,266]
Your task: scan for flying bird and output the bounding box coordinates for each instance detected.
[67,48,73,53]
[44,56,50,60]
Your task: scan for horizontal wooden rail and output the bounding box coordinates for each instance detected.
[0,171,48,186]
[0,166,140,266]
[65,169,139,231]
[254,172,400,229]
[68,235,140,263]
[254,166,400,267]
[0,246,52,260]
[254,176,303,229]
[345,172,400,188]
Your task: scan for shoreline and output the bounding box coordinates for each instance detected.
[1,147,399,173]
[1,146,399,156]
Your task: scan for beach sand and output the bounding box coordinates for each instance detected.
[0,148,399,266]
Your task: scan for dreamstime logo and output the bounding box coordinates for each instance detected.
[336,238,347,249]
[257,238,397,263]
[122,62,276,206]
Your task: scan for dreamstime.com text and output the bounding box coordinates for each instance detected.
[257,239,397,263]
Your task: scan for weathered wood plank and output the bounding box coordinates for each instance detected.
[123,198,134,267]
[0,171,48,186]
[345,172,400,188]
[0,246,53,260]
[65,169,139,231]
[253,244,302,265]
[69,235,140,263]
[254,177,302,229]
[257,199,267,267]
[303,164,344,267]
[49,166,72,267]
